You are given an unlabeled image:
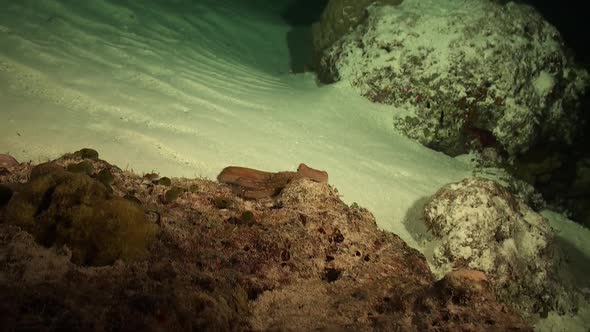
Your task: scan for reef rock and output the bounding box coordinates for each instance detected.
[0,154,19,168]
[2,156,157,267]
[0,152,531,331]
[315,0,589,157]
[311,0,404,83]
[423,177,577,317]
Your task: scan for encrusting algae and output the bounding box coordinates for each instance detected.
[2,150,157,266]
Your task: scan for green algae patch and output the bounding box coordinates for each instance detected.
[240,211,256,226]
[189,184,200,193]
[163,187,186,204]
[156,177,172,186]
[30,161,65,180]
[96,169,115,186]
[4,169,157,266]
[123,194,142,206]
[66,160,95,176]
[56,198,157,266]
[73,148,99,160]
[213,197,231,209]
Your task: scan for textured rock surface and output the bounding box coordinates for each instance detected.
[423,177,578,317]
[311,0,403,83]
[0,151,531,331]
[3,153,158,267]
[315,0,589,157]
[0,154,19,168]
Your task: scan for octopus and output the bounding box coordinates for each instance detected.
[217,163,328,199]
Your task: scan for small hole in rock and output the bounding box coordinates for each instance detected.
[281,250,290,261]
[247,287,264,301]
[323,268,341,283]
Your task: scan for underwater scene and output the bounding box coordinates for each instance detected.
[0,0,589,330]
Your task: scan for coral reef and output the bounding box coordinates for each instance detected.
[311,0,590,228]
[0,150,531,331]
[314,0,588,158]
[310,0,404,83]
[423,177,578,318]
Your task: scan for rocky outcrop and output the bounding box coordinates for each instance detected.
[0,154,19,168]
[0,150,531,331]
[3,159,158,266]
[423,177,578,318]
[311,0,404,83]
[314,0,589,158]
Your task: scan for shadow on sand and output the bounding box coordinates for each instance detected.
[280,0,328,73]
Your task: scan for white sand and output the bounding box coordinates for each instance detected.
[0,0,471,245]
[0,0,588,329]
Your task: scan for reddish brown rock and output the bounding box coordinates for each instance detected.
[217,163,328,199]
[311,0,404,83]
[0,154,18,168]
[424,178,577,317]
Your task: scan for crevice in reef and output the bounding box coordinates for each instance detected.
[281,0,329,73]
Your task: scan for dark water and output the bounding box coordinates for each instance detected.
[516,0,589,65]
[279,0,589,64]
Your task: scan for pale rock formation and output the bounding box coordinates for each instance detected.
[315,0,589,157]
[424,177,578,317]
